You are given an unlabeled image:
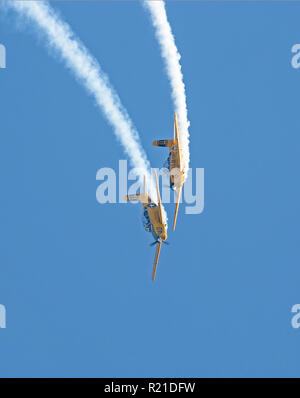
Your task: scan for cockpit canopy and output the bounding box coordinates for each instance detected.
[142,208,152,232]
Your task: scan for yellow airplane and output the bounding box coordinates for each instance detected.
[125,170,168,281]
[152,113,185,231]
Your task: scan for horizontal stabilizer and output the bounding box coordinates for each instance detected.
[125,194,140,202]
[152,139,174,148]
[125,193,149,204]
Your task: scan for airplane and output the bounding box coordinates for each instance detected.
[125,170,168,281]
[152,113,185,231]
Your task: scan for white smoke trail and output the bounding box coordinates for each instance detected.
[5,0,164,209]
[143,1,190,179]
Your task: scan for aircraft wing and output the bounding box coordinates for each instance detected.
[172,185,182,231]
[174,113,183,171]
[152,241,162,281]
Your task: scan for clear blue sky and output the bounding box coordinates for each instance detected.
[0,1,300,377]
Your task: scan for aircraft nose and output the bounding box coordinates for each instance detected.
[161,231,167,242]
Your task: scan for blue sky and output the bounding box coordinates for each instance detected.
[0,1,300,377]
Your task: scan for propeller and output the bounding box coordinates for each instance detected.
[150,240,170,247]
